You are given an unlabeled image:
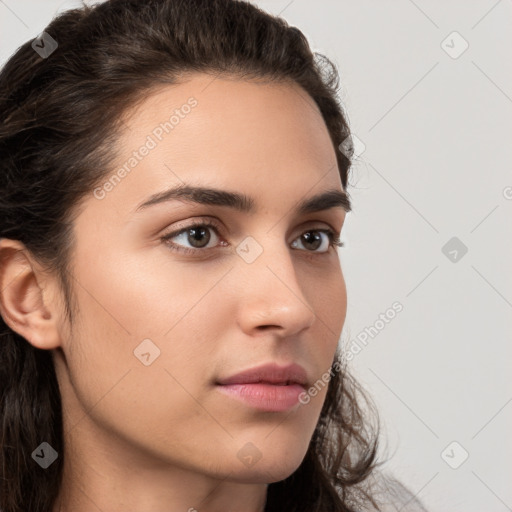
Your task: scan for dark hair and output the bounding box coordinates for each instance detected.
[0,0,381,510]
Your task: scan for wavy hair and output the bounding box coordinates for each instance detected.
[0,1,381,510]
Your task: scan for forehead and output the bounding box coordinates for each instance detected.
[86,72,344,219]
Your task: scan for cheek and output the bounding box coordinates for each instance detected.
[66,244,234,384]
[70,238,230,344]
[309,263,347,349]
[61,283,223,457]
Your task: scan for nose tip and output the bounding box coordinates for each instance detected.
[249,303,316,339]
[254,302,315,330]
[235,259,317,338]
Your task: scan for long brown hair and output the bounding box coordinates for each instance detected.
[0,1,381,510]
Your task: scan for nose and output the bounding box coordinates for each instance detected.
[234,237,317,338]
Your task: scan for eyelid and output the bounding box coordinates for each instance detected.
[161,218,222,240]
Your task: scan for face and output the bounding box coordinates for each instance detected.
[53,72,349,484]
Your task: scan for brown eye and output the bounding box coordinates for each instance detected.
[291,229,343,253]
[161,220,222,254]
[184,226,211,248]
[301,231,323,251]
[161,222,343,257]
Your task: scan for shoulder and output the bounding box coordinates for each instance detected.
[343,469,430,512]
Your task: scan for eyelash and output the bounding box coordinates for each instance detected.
[160,219,345,256]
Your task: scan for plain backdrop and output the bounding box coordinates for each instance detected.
[1,1,511,511]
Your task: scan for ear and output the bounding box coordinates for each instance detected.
[0,238,63,350]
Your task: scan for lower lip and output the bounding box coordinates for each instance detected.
[216,383,305,412]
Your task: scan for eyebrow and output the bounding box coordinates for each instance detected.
[135,184,352,214]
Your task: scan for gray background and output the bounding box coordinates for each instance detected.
[1,1,511,510]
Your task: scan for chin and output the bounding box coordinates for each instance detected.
[227,447,309,484]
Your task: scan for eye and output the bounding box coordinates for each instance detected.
[291,229,344,253]
[160,220,344,255]
[161,219,224,255]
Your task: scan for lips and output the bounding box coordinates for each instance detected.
[216,362,308,388]
[215,363,309,412]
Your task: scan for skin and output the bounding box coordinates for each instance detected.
[0,72,349,512]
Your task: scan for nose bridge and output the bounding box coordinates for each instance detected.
[233,232,316,333]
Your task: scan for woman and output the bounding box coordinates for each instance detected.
[0,0,429,510]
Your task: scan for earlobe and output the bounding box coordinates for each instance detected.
[0,238,62,350]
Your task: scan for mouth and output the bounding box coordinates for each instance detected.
[215,382,306,412]
[215,363,309,412]
[216,362,308,387]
